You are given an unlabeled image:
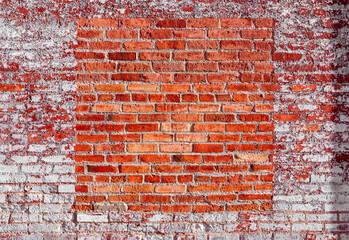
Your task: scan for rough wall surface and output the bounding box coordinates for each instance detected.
[75,17,274,213]
[0,0,348,239]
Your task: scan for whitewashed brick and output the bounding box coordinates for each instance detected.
[77,213,108,223]
[292,223,323,232]
[29,224,60,232]
[58,184,75,193]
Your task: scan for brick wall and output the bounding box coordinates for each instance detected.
[0,0,348,239]
[75,18,275,213]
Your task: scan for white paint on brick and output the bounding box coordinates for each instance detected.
[28,144,46,152]
[0,165,18,173]
[22,165,52,174]
[42,155,72,163]
[11,156,38,163]
[58,184,75,193]
[205,213,238,222]
[274,233,305,240]
[292,223,323,232]
[28,224,61,233]
[53,165,74,174]
[306,214,337,221]
[77,213,108,223]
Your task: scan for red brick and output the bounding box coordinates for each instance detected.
[227,203,258,211]
[75,155,105,163]
[206,52,237,61]
[143,133,173,142]
[123,185,154,193]
[127,123,158,132]
[107,30,138,39]
[75,52,105,60]
[94,84,125,92]
[186,62,218,72]
[254,18,275,28]
[118,62,151,72]
[107,155,136,163]
[143,73,173,83]
[174,30,205,39]
[273,52,303,61]
[188,19,219,28]
[141,195,171,203]
[193,144,224,153]
[174,73,205,83]
[139,52,171,61]
[255,41,274,50]
[155,185,185,193]
[119,165,150,173]
[239,52,270,61]
[141,29,172,39]
[153,62,185,72]
[221,18,252,27]
[227,124,256,132]
[77,73,109,82]
[85,62,116,71]
[220,62,251,71]
[221,40,253,50]
[156,19,186,28]
[90,41,121,50]
[108,52,136,61]
[108,194,139,202]
[188,40,219,49]
[194,205,224,213]
[241,73,272,82]
[161,84,191,93]
[207,73,239,83]
[162,205,191,212]
[140,154,171,163]
[254,62,274,72]
[188,184,219,192]
[89,19,119,27]
[77,134,108,142]
[176,134,207,143]
[173,52,204,61]
[241,29,272,39]
[87,165,118,173]
[208,29,239,38]
[156,41,186,49]
[77,30,103,38]
[111,73,141,82]
[194,84,224,93]
[122,18,152,27]
[209,134,240,142]
[124,41,153,50]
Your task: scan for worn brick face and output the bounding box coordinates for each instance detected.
[1,0,349,239]
[75,18,275,213]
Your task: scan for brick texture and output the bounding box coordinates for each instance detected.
[75,18,274,213]
[0,0,348,239]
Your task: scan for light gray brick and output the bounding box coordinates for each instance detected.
[306,213,337,221]
[209,235,239,240]
[274,233,305,240]
[325,223,349,232]
[109,213,143,222]
[29,224,60,233]
[95,224,128,232]
[241,234,272,240]
[77,213,108,223]
[259,223,291,231]
[292,223,323,232]
[0,224,27,232]
[205,213,238,222]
